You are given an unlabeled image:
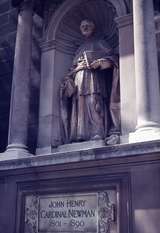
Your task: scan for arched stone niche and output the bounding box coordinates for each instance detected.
[46,0,127,41]
[37,0,128,153]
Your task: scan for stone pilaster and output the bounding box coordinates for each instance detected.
[130,0,160,142]
[7,0,34,154]
[116,15,136,143]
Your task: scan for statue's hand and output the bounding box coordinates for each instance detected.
[100,59,112,70]
[90,59,113,70]
[74,61,88,72]
[90,60,101,69]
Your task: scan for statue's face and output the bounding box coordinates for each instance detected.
[80,20,95,38]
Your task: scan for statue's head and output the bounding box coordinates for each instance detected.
[80,19,95,38]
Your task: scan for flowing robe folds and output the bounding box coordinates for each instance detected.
[60,38,120,143]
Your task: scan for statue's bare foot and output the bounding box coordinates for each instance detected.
[105,134,120,145]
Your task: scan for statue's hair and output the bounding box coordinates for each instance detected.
[80,19,95,30]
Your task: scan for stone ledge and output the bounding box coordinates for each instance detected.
[0,140,160,171]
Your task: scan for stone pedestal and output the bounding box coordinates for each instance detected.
[1,141,160,233]
[7,0,34,155]
[129,0,160,143]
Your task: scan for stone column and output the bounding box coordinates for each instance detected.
[130,0,160,142]
[7,0,34,153]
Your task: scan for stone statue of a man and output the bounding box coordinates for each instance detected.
[60,19,120,144]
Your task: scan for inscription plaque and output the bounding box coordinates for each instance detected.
[39,193,98,232]
[24,191,117,233]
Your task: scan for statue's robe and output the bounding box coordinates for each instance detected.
[60,38,120,143]
[68,38,120,142]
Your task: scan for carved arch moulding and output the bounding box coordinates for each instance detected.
[41,0,129,54]
[46,0,127,39]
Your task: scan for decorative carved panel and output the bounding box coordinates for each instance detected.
[24,190,118,233]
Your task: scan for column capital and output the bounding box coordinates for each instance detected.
[12,0,32,7]
[19,0,34,12]
[115,14,133,29]
[12,0,23,7]
[12,0,34,10]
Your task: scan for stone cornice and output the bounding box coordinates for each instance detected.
[1,140,160,172]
